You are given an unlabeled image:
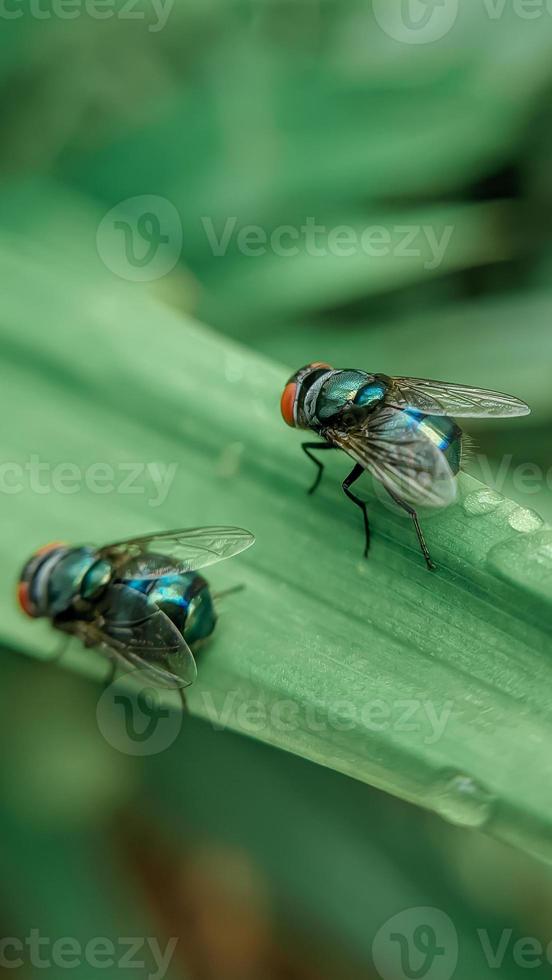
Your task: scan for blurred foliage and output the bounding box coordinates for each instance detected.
[4,651,552,979]
[1,2,552,978]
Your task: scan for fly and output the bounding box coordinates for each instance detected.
[281,363,529,569]
[17,526,255,704]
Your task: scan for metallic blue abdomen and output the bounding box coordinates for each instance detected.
[121,568,216,648]
[404,409,462,474]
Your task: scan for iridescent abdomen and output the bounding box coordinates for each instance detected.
[404,409,462,474]
[120,562,217,648]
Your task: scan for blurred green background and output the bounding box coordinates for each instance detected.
[2,2,552,978]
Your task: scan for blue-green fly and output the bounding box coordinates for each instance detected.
[281,363,530,569]
[18,527,255,698]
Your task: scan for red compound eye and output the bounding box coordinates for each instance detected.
[281,363,332,427]
[17,541,67,618]
[17,581,35,617]
[280,382,298,427]
[34,540,66,556]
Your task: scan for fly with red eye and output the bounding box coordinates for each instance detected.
[17,527,255,707]
[281,363,530,570]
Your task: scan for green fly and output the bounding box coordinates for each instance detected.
[281,363,530,569]
[18,526,255,702]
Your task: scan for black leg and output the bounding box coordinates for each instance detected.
[342,463,371,558]
[178,687,188,713]
[301,441,336,495]
[385,486,435,571]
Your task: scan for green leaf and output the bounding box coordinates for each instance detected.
[3,227,552,868]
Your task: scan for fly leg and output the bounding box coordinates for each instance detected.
[342,463,371,558]
[212,584,245,603]
[301,442,336,495]
[384,486,435,571]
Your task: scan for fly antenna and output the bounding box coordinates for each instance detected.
[212,584,245,603]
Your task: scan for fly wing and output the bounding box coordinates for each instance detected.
[86,584,197,688]
[98,526,255,581]
[327,406,457,509]
[389,377,530,418]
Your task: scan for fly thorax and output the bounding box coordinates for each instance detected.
[80,559,113,605]
[47,548,100,617]
[315,371,388,426]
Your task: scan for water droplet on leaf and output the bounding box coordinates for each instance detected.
[431,771,495,828]
[507,507,544,534]
[462,488,504,517]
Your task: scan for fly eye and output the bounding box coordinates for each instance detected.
[280,382,298,427]
[17,581,37,618]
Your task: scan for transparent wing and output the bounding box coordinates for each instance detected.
[389,376,530,418]
[100,584,197,686]
[66,585,197,689]
[327,406,457,509]
[99,526,255,581]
